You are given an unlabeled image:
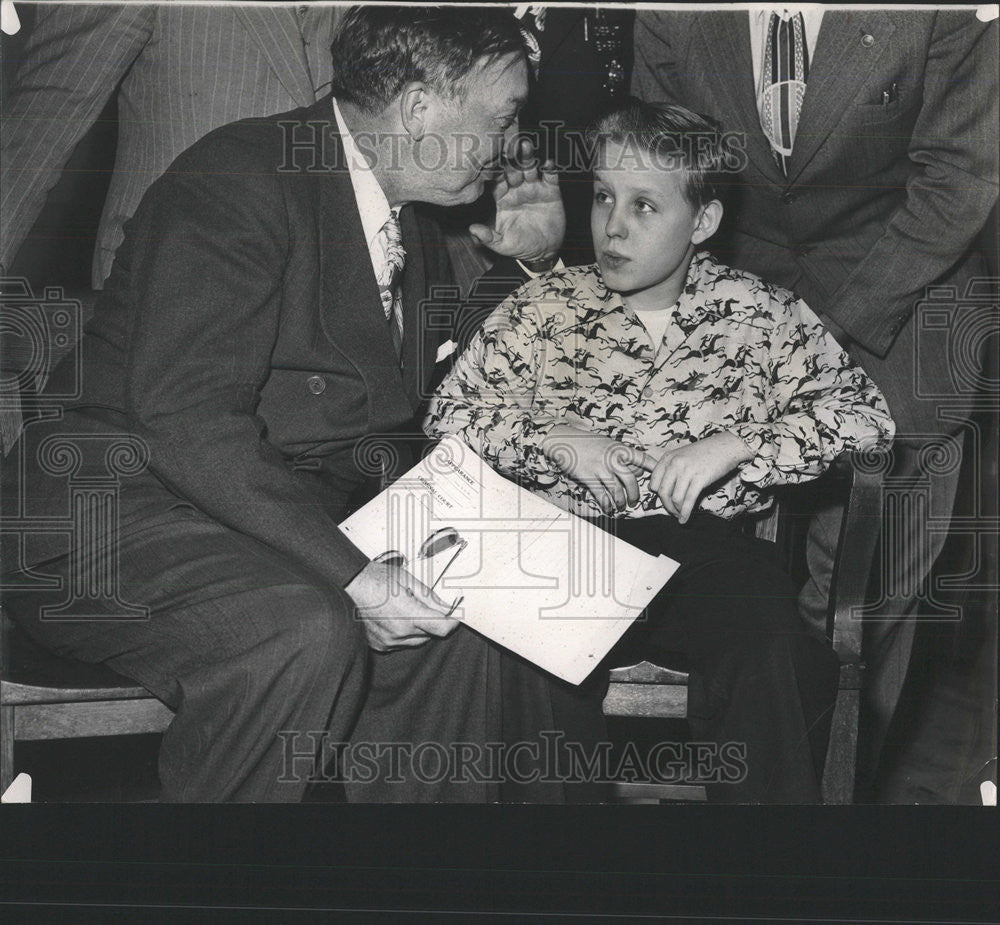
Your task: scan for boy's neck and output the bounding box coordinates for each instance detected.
[622,248,696,314]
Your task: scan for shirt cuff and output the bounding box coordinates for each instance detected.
[729,421,777,487]
[517,257,564,278]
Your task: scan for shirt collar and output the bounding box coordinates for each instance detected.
[751,7,825,31]
[332,97,393,250]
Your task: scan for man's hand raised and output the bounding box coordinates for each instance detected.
[469,137,565,265]
[344,560,461,653]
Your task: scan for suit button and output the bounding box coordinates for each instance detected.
[781,191,797,204]
[307,375,326,395]
[861,33,875,47]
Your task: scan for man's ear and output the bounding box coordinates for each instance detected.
[399,81,429,141]
[692,200,723,245]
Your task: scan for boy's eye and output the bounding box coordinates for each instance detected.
[634,200,656,214]
[594,190,612,204]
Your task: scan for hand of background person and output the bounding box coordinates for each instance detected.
[469,137,565,265]
[641,432,753,524]
[344,560,460,653]
[541,424,654,515]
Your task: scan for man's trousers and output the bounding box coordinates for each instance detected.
[4,498,559,802]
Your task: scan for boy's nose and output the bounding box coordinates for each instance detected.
[605,211,627,239]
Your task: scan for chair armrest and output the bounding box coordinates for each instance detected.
[827,449,887,665]
[607,660,689,685]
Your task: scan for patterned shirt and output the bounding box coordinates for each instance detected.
[425,252,895,521]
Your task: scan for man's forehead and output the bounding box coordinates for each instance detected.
[470,52,528,102]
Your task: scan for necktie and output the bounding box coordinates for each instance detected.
[376,210,405,359]
[759,11,810,174]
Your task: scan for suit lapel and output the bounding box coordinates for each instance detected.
[697,12,785,188]
[235,6,317,106]
[787,11,895,182]
[316,126,411,428]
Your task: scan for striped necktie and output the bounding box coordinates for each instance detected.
[759,11,810,174]
[376,210,405,359]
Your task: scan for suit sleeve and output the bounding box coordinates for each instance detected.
[826,12,999,357]
[121,133,369,592]
[0,4,155,272]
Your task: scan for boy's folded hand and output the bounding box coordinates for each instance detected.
[540,424,654,515]
[642,432,754,524]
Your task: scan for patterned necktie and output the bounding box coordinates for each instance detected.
[376,210,405,359]
[759,11,810,174]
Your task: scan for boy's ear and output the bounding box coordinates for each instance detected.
[692,200,723,246]
[399,81,429,141]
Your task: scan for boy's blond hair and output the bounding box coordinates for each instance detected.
[587,98,728,208]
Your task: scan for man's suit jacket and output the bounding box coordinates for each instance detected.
[1,2,342,287]
[7,97,454,594]
[633,10,998,436]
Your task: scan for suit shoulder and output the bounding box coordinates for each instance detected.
[168,100,334,176]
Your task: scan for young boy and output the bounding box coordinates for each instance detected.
[425,99,895,802]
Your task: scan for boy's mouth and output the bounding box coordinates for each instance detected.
[600,251,629,268]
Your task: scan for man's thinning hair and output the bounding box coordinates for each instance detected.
[329,7,529,115]
[588,98,728,209]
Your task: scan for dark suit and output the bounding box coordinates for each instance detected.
[633,9,998,794]
[1,98,561,802]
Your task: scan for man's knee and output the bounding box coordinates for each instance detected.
[263,583,367,681]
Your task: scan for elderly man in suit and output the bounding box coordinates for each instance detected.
[1,2,345,290]
[2,8,568,802]
[632,7,998,796]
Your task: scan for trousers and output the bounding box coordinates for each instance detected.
[561,512,841,803]
[4,498,568,802]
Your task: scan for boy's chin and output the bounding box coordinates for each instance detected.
[597,265,635,292]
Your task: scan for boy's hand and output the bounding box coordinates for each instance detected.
[642,432,754,524]
[541,424,654,515]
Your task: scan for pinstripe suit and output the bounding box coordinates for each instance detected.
[1,1,343,288]
[633,9,998,797]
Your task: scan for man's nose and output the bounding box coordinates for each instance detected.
[501,121,523,162]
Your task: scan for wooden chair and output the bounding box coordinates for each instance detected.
[603,450,884,803]
[0,613,174,795]
[1,285,174,797]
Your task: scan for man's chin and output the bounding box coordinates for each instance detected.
[452,176,487,205]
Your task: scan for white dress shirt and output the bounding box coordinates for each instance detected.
[332,97,396,289]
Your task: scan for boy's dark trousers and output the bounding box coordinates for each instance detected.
[534,511,841,803]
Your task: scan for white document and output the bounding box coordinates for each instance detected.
[341,437,679,685]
